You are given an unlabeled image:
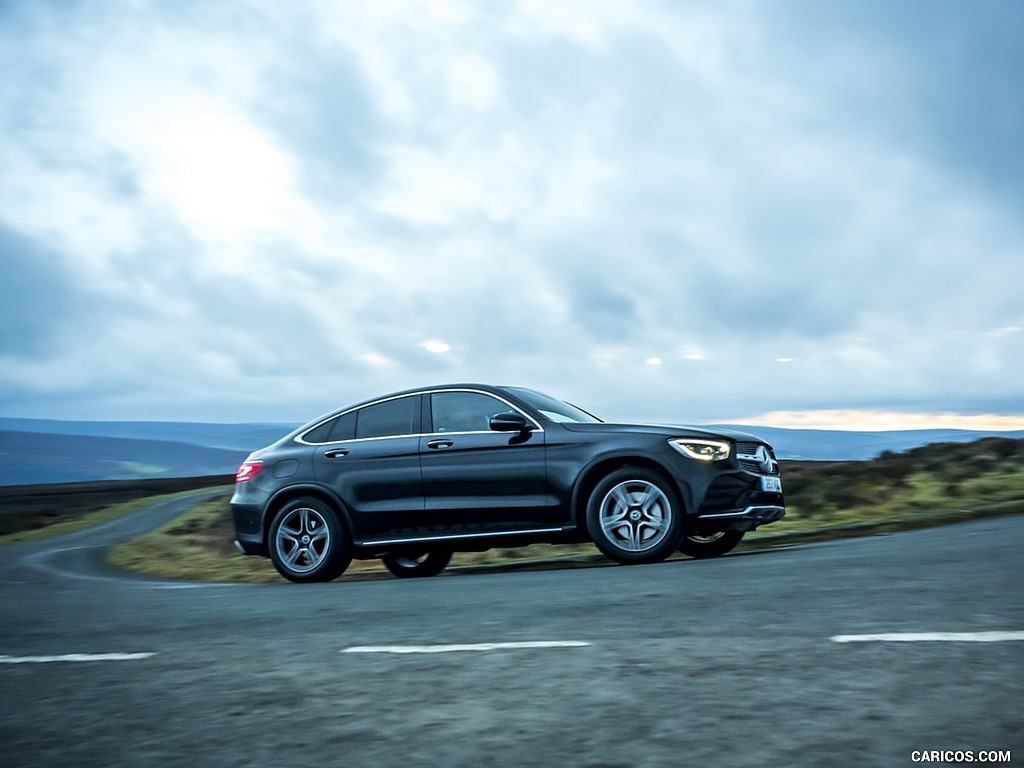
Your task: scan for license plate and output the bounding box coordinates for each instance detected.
[761,476,782,493]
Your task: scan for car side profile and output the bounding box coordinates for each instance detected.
[230,384,785,582]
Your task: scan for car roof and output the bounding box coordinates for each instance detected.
[379,382,510,398]
[321,382,525,417]
[283,384,533,441]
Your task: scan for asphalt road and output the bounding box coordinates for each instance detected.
[1,496,1021,768]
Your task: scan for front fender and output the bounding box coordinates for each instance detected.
[566,449,697,528]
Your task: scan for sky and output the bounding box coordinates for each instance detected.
[1,0,1023,430]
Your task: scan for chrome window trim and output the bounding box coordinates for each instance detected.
[304,433,424,446]
[296,392,421,446]
[295,387,543,446]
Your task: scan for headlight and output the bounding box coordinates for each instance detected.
[669,438,731,461]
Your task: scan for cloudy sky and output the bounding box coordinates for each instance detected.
[2,0,1023,429]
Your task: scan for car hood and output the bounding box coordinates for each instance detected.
[559,422,768,444]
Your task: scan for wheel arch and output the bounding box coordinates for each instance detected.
[263,484,353,550]
[571,455,689,531]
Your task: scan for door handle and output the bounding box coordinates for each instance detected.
[427,439,454,449]
[324,449,349,458]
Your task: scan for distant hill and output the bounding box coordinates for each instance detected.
[1,417,1023,486]
[706,425,1024,461]
[0,420,295,485]
[0,418,292,452]
[0,431,254,485]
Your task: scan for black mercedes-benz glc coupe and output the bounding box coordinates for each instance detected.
[231,384,785,582]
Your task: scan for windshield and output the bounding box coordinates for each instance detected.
[504,387,602,424]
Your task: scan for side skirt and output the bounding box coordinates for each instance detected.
[354,526,581,557]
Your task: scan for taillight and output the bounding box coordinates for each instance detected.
[235,461,262,482]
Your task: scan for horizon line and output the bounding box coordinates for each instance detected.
[3,409,1024,433]
[713,410,1024,432]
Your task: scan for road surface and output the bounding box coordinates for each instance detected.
[1,495,1021,767]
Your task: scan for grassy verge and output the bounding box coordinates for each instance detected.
[108,491,283,583]
[0,475,234,541]
[773,439,1024,532]
[0,487,221,546]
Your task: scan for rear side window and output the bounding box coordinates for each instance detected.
[356,396,418,439]
[303,411,357,444]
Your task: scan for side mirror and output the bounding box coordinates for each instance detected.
[489,412,533,432]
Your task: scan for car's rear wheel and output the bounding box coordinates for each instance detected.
[381,549,453,578]
[586,468,684,564]
[678,530,744,558]
[268,497,351,583]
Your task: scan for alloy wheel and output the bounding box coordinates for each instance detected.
[274,506,331,574]
[597,480,672,553]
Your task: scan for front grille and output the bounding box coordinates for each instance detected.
[734,442,779,476]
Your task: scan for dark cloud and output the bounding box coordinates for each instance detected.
[255,36,384,205]
[567,278,639,342]
[0,227,82,357]
[907,8,1024,204]
[767,0,1024,203]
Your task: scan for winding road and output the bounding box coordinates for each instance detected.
[1,495,1021,767]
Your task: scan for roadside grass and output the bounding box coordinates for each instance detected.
[0,487,218,546]
[0,474,233,540]
[108,491,284,583]
[767,440,1024,533]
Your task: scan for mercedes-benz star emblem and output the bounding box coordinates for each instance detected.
[755,445,777,474]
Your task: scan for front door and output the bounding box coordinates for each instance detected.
[419,390,557,529]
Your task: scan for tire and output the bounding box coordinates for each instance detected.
[586,467,684,565]
[381,549,453,579]
[268,497,352,583]
[678,530,744,559]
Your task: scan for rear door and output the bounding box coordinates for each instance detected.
[419,390,560,528]
[311,394,424,536]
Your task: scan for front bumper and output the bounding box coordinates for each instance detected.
[696,504,785,532]
[693,469,785,533]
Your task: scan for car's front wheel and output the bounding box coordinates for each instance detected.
[268,497,352,583]
[381,549,453,578]
[587,468,684,564]
[678,530,744,558]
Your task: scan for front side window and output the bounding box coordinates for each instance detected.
[356,396,418,439]
[430,392,513,433]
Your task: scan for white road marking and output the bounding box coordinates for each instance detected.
[831,631,1024,643]
[0,653,157,664]
[342,641,591,654]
